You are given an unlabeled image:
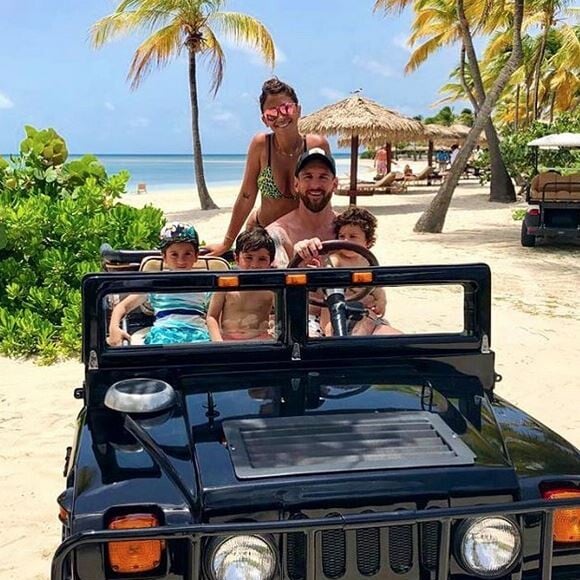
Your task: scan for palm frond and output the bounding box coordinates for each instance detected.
[373,0,413,15]
[200,25,226,95]
[92,12,142,47]
[128,20,183,89]
[209,11,275,67]
[405,34,449,73]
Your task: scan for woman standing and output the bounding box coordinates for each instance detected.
[207,78,329,256]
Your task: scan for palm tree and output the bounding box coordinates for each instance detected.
[92,0,275,210]
[414,0,524,232]
[374,0,517,204]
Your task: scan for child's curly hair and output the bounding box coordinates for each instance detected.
[332,207,377,247]
[234,227,276,262]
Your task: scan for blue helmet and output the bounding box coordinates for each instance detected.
[158,222,199,250]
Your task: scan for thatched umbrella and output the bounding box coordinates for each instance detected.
[299,94,423,204]
[339,122,455,171]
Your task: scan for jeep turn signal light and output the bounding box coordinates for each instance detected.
[218,276,239,288]
[352,271,373,284]
[286,273,307,285]
[108,513,164,573]
[542,489,580,542]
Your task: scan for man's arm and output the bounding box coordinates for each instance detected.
[266,224,293,268]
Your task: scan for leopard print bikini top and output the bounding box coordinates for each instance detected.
[257,134,307,200]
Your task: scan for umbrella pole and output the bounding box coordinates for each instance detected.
[386,143,392,174]
[427,140,434,185]
[349,135,359,206]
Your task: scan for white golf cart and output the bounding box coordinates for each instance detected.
[521,132,580,247]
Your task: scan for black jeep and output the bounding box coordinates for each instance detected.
[53,246,580,579]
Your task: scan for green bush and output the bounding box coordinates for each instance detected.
[0,126,164,363]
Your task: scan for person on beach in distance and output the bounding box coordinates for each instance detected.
[206,77,330,256]
[374,146,388,178]
[206,228,275,341]
[107,223,210,346]
[450,143,460,165]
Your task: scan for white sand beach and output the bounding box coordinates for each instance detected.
[1,165,579,579]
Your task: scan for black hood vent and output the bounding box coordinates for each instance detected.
[223,411,475,479]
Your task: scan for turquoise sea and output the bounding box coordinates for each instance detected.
[69,153,353,193]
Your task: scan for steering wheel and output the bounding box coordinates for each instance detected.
[288,240,379,307]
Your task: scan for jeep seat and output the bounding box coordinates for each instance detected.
[139,255,231,272]
[129,255,230,344]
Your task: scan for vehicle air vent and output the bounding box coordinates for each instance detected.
[286,513,307,580]
[389,523,413,573]
[104,378,176,414]
[420,521,441,571]
[321,513,346,579]
[356,517,381,576]
[224,411,475,479]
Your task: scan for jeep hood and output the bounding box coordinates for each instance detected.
[184,368,519,513]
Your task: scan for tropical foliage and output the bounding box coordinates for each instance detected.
[439,5,580,129]
[498,110,580,182]
[0,127,164,363]
[423,106,474,126]
[374,0,519,206]
[92,0,276,210]
[375,0,526,230]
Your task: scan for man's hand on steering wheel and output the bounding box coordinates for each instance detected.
[288,240,379,305]
[293,237,323,264]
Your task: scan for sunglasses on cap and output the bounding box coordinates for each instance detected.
[262,101,297,123]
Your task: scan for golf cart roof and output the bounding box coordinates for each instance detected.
[528,132,580,148]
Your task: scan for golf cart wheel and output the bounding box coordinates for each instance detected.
[520,220,536,247]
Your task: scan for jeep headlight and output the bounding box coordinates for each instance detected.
[457,517,521,577]
[206,535,276,580]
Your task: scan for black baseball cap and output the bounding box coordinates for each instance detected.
[295,147,337,176]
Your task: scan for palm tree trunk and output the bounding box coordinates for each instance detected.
[415,0,524,233]
[532,4,553,121]
[485,123,516,202]
[514,84,520,130]
[456,0,515,203]
[525,83,531,127]
[188,50,218,210]
[549,91,556,124]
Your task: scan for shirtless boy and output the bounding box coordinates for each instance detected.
[321,207,401,336]
[207,228,276,341]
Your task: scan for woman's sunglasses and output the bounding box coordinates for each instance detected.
[263,102,297,122]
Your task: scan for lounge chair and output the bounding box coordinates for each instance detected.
[403,166,443,186]
[336,172,406,198]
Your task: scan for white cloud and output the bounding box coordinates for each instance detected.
[352,56,394,78]
[392,33,412,53]
[222,39,285,67]
[104,101,115,111]
[129,117,150,128]
[0,91,14,109]
[212,111,236,123]
[320,87,346,101]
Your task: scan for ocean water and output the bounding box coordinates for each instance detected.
[70,153,354,193]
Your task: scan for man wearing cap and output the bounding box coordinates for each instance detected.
[267,147,338,267]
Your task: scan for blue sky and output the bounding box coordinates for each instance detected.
[0,1,465,154]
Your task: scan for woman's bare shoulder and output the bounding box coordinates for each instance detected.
[249,132,269,148]
[305,133,331,151]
